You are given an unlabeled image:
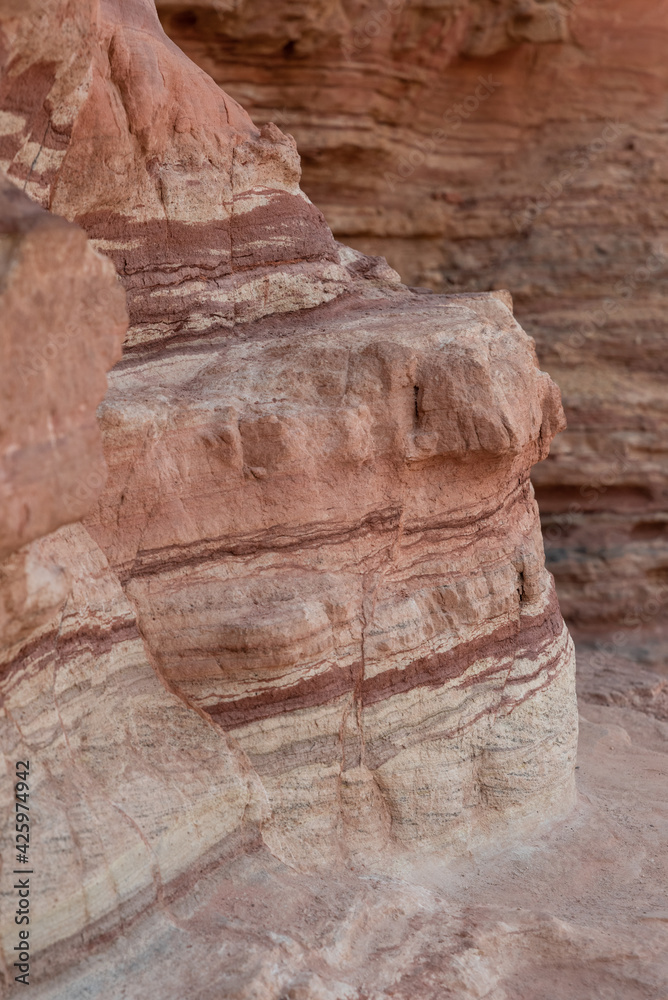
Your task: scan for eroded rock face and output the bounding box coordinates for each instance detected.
[85,289,576,864]
[0,177,126,558]
[17,703,668,1000]
[158,0,668,667]
[0,0,398,350]
[0,524,265,972]
[1,0,579,992]
[0,164,263,981]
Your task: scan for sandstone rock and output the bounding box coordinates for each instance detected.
[0,176,126,559]
[0,0,582,993]
[159,0,668,665]
[0,155,236,982]
[86,289,576,866]
[0,133,261,982]
[13,699,668,999]
[0,523,265,979]
[0,0,401,351]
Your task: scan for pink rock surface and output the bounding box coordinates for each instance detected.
[0,0,397,350]
[158,0,668,665]
[0,176,126,559]
[3,1,658,997]
[0,522,267,978]
[4,0,578,867]
[12,699,668,999]
[86,288,576,865]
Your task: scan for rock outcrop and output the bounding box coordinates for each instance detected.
[158,0,668,670]
[17,700,668,1000]
[0,0,396,350]
[0,159,263,985]
[0,178,126,558]
[0,0,584,994]
[88,288,576,867]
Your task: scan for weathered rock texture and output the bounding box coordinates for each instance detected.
[158,0,668,669]
[19,702,668,1000]
[88,289,576,867]
[0,0,397,350]
[0,167,265,992]
[0,0,584,994]
[0,522,266,973]
[0,178,126,557]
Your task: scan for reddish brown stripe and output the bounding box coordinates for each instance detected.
[119,478,529,582]
[110,284,407,363]
[364,646,566,771]
[74,196,338,347]
[1,621,142,683]
[78,212,232,276]
[210,591,564,731]
[121,505,404,582]
[77,194,335,281]
[230,192,337,269]
[362,589,563,707]
[208,659,360,730]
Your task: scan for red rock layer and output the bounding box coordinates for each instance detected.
[0,0,395,350]
[158,0,668,667]
[85,289,577,862]
[0,0,580,990]
[0,163,263,978]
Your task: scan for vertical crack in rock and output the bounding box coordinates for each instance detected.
[156,0,668,671]
[0,0,584,992]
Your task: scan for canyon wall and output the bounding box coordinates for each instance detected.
[157,0,668,676]
[0,170,266,988]
[0,1,583,993]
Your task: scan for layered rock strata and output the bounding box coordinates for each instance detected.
[87,288,576,864]
[0,523,265,977]
[158,0,668,666]
[0,170,263,983]
[20,703,668,1000]
[0,0,395,351]
[1,0,578,991]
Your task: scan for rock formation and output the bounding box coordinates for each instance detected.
[0,177,126,558]
[0,166,264,983]
[89,286,577,867]
[157,0,668,674]
[2,1,661,998]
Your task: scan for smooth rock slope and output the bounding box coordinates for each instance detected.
[0,178,126,557]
